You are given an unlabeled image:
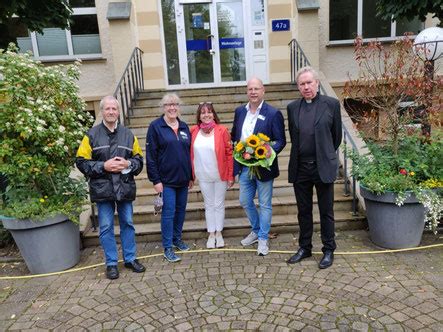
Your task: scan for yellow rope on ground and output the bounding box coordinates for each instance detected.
[0,243,441,281]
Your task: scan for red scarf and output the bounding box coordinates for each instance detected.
[199,121,216,134]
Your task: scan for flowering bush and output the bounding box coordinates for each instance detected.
[344,36,442,233]
[233,133,276,179]
[0,44,94,222]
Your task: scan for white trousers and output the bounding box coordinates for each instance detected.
[199,180,228,232]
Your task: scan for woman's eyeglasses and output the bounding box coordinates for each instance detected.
[163,103,179,108]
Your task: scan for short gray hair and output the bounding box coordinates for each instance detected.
[296,66,319,83]
[99,95,120,111]
[160,93,181,107]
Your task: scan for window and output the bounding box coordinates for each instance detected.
[329,0,423,43]
[14,1,101,60]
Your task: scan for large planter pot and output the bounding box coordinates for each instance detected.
[1,214,80,274]
[360,186,425,249]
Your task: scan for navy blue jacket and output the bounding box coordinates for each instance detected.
[231,101,286,182]
[146,116,193,187]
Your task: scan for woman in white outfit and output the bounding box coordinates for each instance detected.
[190,102,234,248]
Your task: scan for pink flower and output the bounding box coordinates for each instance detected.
[243,152,251,160]
[399,168,407,175]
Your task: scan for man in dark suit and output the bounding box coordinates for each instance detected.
[231,77,286,256]
[286,66,342,269]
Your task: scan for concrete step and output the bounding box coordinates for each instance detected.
[81,210,366,247]
[134,157,297,187]
[129,121,292,137]
[103,187,353,225]
[137,83,298,100]
[128,106,292,126]
[133,178,345,206]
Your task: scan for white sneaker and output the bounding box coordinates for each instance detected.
[206,234,216,249]
[240,231,258,246]
[257,239,269,256]
[215,232,225,248]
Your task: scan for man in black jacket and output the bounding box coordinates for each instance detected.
[286,67,342,269]
[76,96,145,279]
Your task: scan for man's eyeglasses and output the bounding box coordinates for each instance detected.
[164,103,179,108]
[199,101,213,105]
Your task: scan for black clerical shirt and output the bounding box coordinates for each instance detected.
[298,97,317,162]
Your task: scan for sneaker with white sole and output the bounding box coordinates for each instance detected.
[207,235,216,249]
[240,231,258,246]
[257,239,269,256]
[215,232,225,248]
[164,248,181,262]
[173,240,190,251]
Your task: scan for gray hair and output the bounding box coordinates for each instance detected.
[99,95,120,111]
[160,93,182,107]
[295,66,319,83]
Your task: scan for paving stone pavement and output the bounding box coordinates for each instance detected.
[0,230,442,331]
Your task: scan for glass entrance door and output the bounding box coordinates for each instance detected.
[167,0,247,87]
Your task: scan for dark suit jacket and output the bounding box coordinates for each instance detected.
[231,101,286,182]
[287,94,342,184]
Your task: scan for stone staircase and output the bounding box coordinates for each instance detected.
[82,83,365,246]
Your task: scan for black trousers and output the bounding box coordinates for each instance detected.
[293,161,336,253]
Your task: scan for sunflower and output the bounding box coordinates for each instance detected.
[235,142,244,152]
[246,134,260,148]
[257,133,270,142]
[255,146,267,159]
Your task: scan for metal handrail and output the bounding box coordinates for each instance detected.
[113,47,144,126]
[289,38,359,215]
[288,39,326,95]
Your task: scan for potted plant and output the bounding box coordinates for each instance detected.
[343,36,442,249]
[0,44,93,274]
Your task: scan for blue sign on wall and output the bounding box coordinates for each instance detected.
[219,38,244,49]
[272,19,290,32]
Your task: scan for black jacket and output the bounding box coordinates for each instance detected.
[287,94,342,184]
[76,123,143,202]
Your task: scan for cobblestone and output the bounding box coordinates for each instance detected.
[0,230,441,330]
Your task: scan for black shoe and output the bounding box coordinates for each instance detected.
[106,265,119,279]
[287,248,312,264]
[319,251,334,269]
[124,259,146,273]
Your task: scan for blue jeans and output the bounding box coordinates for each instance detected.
[238,167,274,240]
[161,185,189,249]
[97,201,137,266]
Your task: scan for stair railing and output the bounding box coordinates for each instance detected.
[113,47,144,126]
[289,38,359,215]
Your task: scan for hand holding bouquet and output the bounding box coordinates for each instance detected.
[233,133,276,179]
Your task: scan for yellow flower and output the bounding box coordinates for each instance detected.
[235,142,244,152]
[255,146,267,159]
[246,134,260,148]
[257,133,270,142]
[39,198,45,203]
[409,171,415,176]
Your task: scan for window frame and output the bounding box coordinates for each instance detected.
[28,7,102,61]
[328,0,423,45]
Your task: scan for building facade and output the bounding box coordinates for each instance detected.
[10,0,439,108]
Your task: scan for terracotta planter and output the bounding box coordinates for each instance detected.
[1,214,80,274]
[360,186,425,249]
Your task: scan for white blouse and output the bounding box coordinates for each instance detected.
[193,131,221,182]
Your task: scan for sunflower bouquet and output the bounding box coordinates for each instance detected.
[233,133,276,179]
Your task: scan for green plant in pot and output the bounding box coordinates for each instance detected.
[343,36,442,248]
[0,44,94,273]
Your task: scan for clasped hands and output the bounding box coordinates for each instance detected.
[104,157,130,173]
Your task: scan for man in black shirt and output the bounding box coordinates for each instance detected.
[286,66,342,269]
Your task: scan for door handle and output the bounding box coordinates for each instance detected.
[206,34,215,55]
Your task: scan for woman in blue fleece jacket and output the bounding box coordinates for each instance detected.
[146,93,193,263]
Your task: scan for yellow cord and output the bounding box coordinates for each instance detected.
[1,243,441,281]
